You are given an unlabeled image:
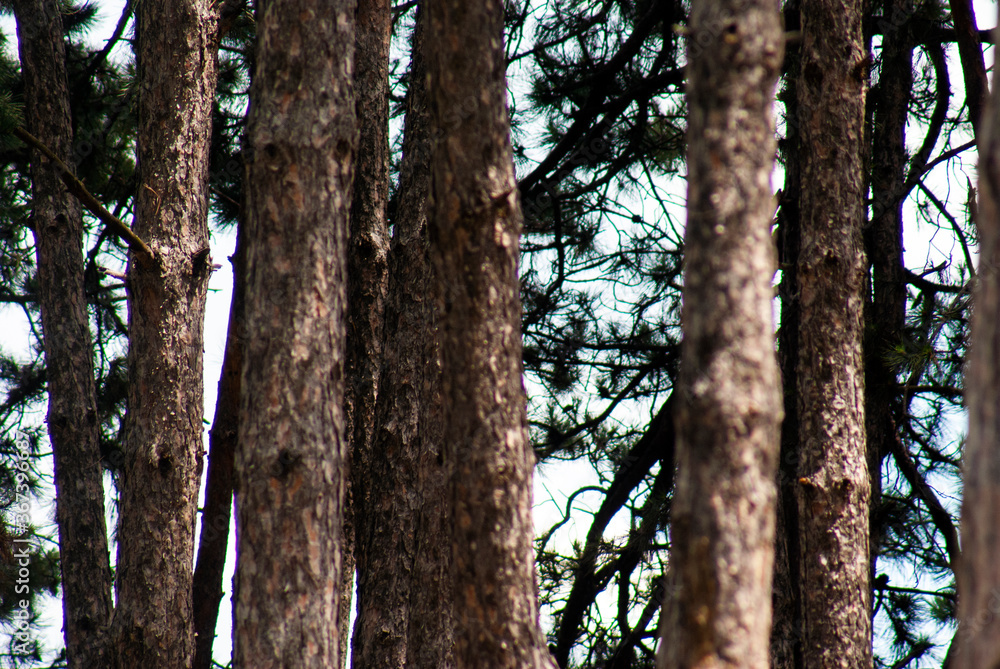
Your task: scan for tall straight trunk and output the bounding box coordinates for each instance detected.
[955,32,1000,668]
[233,0,356,667]
[795,0,872,662]
[658,0,783,664]
[114,1,219,665]
[192,220,246,669]
[425,1,553,667]
[344,0,391,661]
[12,1,113,665]
[351,8,454,668]
[395,15,455,667]
[771,7,803,666]
[865,0,911,582]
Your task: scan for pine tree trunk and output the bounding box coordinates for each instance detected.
[394,32,456,665]
[771,8,803,664]
[658,0,784,664]
[949,0,987,138]
[113,1,219,665]
[344,0,391,662]
[12,1,113,665]
[233,0,356,666]
[865,0,911,589]
[351,7,455,667]
[425,1,553,667]
[955,32,1000,668]
[192,221,246,669]
[795,0,872,662]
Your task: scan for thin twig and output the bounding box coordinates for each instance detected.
[916,180,975,276]
[889,422,961,574]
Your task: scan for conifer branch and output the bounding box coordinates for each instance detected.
[12,126,155,260]
[889,425,961,574]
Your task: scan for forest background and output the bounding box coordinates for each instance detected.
[0,0,996,667]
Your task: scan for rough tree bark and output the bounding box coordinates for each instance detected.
[12,1,113,665]
[233,0,356,667]
[351,8,454,668]
[113,0,219,665]
[657,0,784,664]
[344,0,391,661]
[795,0,872,662]
[425,1,554,667]
[955,27,1000,668]
[393,21,455,662]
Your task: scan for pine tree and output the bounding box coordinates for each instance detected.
[233,0,356,666]
[425,0,555,666]
[955,19,1000,668]
[9,0,112,664]
[794,0,872,662]
[659,0,784,662]
[350,6,455,667]
[0,1,987,666]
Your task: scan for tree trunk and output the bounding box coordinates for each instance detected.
[192,220,246,669]
[865,0,911,591]
[425,1,554,667]
[344,0,391,662]
[795,0,872,662]
[233,0,356,667]
[351,7,454,668]
[395,42,456,665]
[113,1,219,665]
[955,30,1000,668]
[772,7,803,665]
[658,0,784,664]
[948,0,987,137]
[12,1,113,665]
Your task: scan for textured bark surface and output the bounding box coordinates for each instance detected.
[658,0,783,664]
[865,0,911,582]
[234,1,356,667]
[114,1,219,665]
[425,1,554,667]
[192,222,246,669]
[13,1,113,665]
[344,0,391,662]
[351,8,454,668]
[795,0,872,663]
[771,10,803,665]
[955,39,1000,669]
